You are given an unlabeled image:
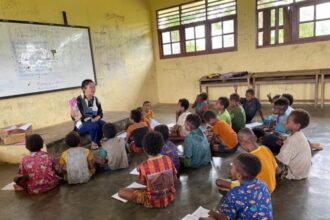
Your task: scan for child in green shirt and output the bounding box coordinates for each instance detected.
[214,96,232,126]
[228,93,246,133]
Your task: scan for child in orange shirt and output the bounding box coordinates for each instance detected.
[119,131,177,208]
[127,109,149,154]
[203,110,238,153]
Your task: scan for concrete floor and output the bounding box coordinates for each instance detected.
[0,104,329,220]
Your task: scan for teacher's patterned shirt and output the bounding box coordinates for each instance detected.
[219,179,273,220]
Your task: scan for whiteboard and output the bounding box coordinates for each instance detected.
[0,20,96,98]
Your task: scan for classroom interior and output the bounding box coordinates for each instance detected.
[0,0,330,219]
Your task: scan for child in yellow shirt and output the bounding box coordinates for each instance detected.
[216,128,277,193]
[142,101,154,120]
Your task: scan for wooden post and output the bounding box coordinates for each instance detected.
[314,73,319,109]
[62,11,68,26]
[321,73,325,110]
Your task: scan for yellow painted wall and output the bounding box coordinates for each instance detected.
[0,0,158,129]
[148,0,330,104]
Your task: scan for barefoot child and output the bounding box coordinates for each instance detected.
[59,131,95,184]
[119,132,177,208]
[14,134,59,194]
[202,154,273,220]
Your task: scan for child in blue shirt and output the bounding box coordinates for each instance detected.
[183,114,211,168]
[154,124,180,171]
[192,92,209,122]
[263,97,290,134]
[201,153,273,220]
[240,89,264,123]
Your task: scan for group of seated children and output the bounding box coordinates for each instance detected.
[14,90,315,219]
[14,121,130,193]
[201,108,312,219]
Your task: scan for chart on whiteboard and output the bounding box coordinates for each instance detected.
[0,21,96,98]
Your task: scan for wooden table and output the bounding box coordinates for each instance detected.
[251,69,326,109]
[199,73,251,96]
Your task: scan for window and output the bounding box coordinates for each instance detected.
[257,0,330,47]
[298,2,330,39]
[157,0,237,58]
[161,30,181,56]
[185,25,206,53]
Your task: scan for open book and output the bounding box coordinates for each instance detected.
[181,206,210,220]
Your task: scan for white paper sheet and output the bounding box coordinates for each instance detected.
[111,193,128,203]
[18,123,32,130]
[150,119,160,129]
[1,182,15,190]
[117,132,127,141]
[126,182,146,189]
[191,206,210,218]
[245,122,263,129]
[181,214,198,220]
[167,122,176,129]
[177,144,184,156]
[129,168,139,175]
[181,206,210,220]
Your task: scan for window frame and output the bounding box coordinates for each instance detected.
[157,0,238,59]
[256,0,330,48]
[295,0,330,43]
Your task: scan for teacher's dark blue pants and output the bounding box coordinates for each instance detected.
[77,120,106,145]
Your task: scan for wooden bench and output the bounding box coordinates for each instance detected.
[251,69,330,109]
[0,111,129,164]
[199,72,251,99]
[199,69,330,109]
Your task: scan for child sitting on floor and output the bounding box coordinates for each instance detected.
[203,110,238,153]
[214,96,232,126]
[216,128,277,193]
[154,125,180,171]
[192,92,209,121]
[267,93,280,104]
[228,93,246,133]
[119,131,177,208]
[182,114,211,168]
[136,107,151,128]
[282,93,294,106]
[202,153,272,220]
[240,88,264,123]
[59,131,95,184]
[127,109,149,154]
[142,101,154,120]
[262,97,291,155]
[276,109,312,180]
[171,98,191,138]
[14,134,59,194]
[95,123,129,171]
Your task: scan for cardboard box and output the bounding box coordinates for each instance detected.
[0,123,32,145]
